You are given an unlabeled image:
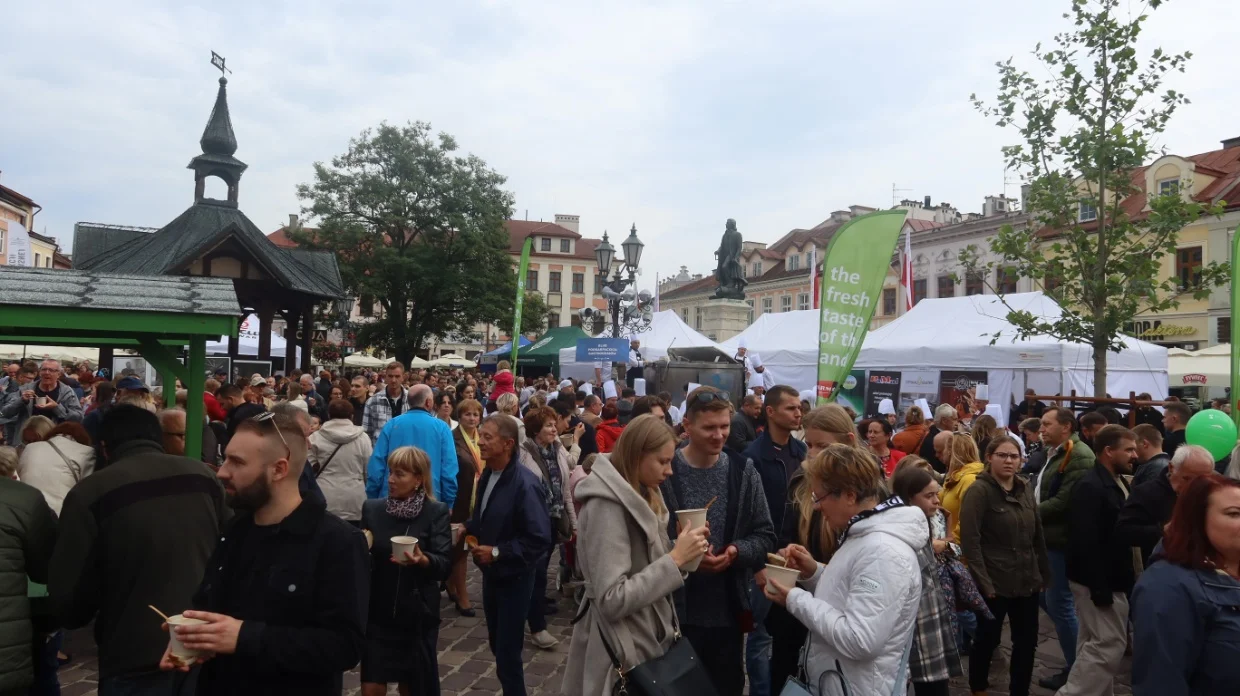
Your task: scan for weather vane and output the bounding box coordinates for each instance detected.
[210,51,232,76]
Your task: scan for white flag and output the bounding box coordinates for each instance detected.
[3,219,33,267]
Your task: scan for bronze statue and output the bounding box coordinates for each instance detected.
[713,218,748,300]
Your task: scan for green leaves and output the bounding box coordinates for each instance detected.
[967,0,1229,396]
[293,121,518,364]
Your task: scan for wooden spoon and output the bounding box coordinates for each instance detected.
[148,605,171,623]
[704,496,718,511]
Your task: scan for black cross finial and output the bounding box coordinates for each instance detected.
[210,51,232,76]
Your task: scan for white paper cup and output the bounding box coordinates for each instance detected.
[167,614,207,664]
[450,524,464,547]
[36,396,50,408]
[676,509,709,572]
[391,535,419,560]
[764,563,801,593]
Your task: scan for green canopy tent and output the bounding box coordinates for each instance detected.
[0,267,239,460]
[516,326,588,375]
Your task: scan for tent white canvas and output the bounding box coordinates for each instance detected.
[1168,343,1230,388]
[207,314,292,359]
[721,293,1168,418]
[558,310,729,379]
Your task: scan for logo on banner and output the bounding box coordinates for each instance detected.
[1182,373,1208,384]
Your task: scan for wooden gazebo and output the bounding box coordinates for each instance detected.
[0,266,239,459]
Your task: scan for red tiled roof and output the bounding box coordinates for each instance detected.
[1038,144,1240,237]
[742,247,783,260]
[0,183,36,209]
[266,227,311,248]
[505,220,581,241]
[659,274,716,300]
[504,220,599,260]
[904,219,944,232]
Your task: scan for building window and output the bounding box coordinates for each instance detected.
[571,273,584,294]
[746,299,755,323]
[46,256,52,267]
[788,254,800,271]
[797,293,810,311]
[1044,274,1062,295]
[937,275,954,298]
[526,269,538,291]
[570,313,582,328]
[1158,178,1180,196]
[541,238,551,252]
[781,295,792,312]
[682,308,689,322]
[1176,246,1203,289]
[546,312,560,328]
[882,288,897,315]
[913,278,927,305]
[549,271,562,292]
[997,266,1019,294]
[965,271,984,296]
[560,239,571,253]
[34,252,40,266]
[1078,200,1097,222]
[694,308,702,329]
[359,293,374,318]
[594,274,603,294]
[1218,317,1231,344]
[752,261,762,277]
[762,297,773,314]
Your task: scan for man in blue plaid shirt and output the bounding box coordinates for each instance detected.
[361,361,408,442]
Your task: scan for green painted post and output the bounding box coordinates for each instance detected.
[1231,225,1239,426]
[164,377,177,408]
[185,337,206,461]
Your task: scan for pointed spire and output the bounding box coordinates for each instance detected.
[200,77,238,156]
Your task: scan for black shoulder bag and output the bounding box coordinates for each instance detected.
[573,595,717,696]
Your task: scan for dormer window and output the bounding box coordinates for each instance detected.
[560,239,571,253]
[541,238,551,252]
[752,261,762,277]
[1158,178,1180,196]
[1078,200,1098,222]
[788,254,800,271]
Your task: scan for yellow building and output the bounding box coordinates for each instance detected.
[0,183,64,268]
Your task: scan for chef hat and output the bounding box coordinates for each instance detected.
[558,379,573,390]
[749,352,763,369]
[737,337,748,349]
[634,378,647,396]
[581,383,593,395]
[914,398,931,415]
[878,398,896,416]
[603,380,618,399]
[983,404,1004,423]
[799,389,816,403]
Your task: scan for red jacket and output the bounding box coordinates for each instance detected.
[596,419,624,453]
[203,392,227,422]
[491,370,515,398]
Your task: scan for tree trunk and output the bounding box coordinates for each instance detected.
[1093,338,1109,400]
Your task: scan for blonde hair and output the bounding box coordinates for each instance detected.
[0,446,17,479]
[947,433,981,477]
[497,360,511,371]
[20,415,56,444]
[904,405,925,426]
[804,444,886,502]
[609,415,675,515]
[893,454,942,483]
[970,414,998,452]
[496,392,520,415]
[387,446,435,500]
[801,405,860,448]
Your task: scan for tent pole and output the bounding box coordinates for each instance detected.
[185,338,206,461]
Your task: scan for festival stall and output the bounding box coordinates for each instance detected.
[516,326,589,375]
[555,310,731,380]
[722,292,1169,424]
[477,336,532,373]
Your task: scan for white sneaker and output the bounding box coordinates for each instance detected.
[530,630,558,650]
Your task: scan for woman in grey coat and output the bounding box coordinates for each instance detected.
[562,415,711,696]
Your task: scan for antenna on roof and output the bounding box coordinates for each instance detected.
[892,183,913,208]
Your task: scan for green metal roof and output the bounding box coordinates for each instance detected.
[0,266,239,316]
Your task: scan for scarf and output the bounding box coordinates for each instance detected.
[461,427,481,464]
[387,489,426,520]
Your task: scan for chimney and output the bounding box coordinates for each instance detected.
[554,213,580,234]
[288,214,298,230]
[924,195,931,208]
[1222,136,1240,150]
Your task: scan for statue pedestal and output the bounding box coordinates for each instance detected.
[701,298,751,342]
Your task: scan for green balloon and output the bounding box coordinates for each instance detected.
[1184,409,1238,462]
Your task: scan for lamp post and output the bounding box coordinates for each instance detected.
[578,224,654,339]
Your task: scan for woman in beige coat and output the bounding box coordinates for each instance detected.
[562,415,711,696]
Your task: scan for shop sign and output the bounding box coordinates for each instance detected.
[1181,373,1209,385]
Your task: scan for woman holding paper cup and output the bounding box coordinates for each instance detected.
[563,415,711,696]
[359,446,451,696]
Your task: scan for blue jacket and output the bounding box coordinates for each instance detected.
[366,408,458,508]
[744,431,807,533]
[1130,556,1240,695]
[465,449,552,582]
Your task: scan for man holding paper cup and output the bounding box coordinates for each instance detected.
[659,386,776,696]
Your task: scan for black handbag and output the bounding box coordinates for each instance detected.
[575,597,718,696]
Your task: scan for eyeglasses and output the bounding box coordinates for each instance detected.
[689,390,731,407]
[992,453,1021,461]
[251,411,291,460]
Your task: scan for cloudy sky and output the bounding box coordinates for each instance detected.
[2,0,1236,290]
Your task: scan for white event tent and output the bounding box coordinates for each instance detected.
[1167,343,1230,388]
[207,313,298,364]
[722,293,1168,423]
[557,310,729,381]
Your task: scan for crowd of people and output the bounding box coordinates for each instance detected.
[2,354,1239,696]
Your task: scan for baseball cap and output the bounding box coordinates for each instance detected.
[250,373,266,387]
[115,376,149,392]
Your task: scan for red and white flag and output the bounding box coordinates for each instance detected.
[899,227,913,311]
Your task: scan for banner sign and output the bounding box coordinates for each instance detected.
[865,371,902,419]
[939,371,987,423]
[511,236,533,365]
[833,370,867,414]
[815,210,908,403]
[898,369,939,418]
[576,337,629,363]
[2,219,33,267]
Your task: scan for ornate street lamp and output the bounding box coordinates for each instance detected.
[621,223,644,271]
[580,224,653,339]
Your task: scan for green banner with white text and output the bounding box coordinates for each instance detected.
[512,237,533,365]
[816,210,908,403]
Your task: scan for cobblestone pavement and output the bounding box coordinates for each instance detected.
[58,561,1131,696]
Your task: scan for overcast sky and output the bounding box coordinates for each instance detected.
[2,0,1235,291]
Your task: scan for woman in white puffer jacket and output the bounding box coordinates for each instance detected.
[18,421,96,515]
[765,444,927,696]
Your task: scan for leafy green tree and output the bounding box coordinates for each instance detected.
[963,0,1228,396]
[293,121,520,365]
[519,291,550,336]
